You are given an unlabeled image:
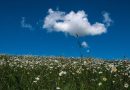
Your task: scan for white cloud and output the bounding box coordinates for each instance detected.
[43,9,111,37]
[103,12,113,27]
[21,17,33,30]
[81,41,88,48]
[86,49,90,53]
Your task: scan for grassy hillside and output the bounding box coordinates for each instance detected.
[0,55,130,90]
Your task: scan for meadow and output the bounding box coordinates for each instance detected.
[0,55,130,90]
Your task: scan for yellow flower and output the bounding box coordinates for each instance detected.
[109,64,117,73]
[111,66,117,73]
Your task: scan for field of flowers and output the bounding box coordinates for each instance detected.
[0,55,130,90]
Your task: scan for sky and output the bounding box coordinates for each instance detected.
[0,0,130,59]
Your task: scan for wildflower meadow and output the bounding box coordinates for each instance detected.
[0,55,130,90]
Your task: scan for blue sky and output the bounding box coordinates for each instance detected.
[0,0,130,59]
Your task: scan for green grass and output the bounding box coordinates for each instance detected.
[0,55,130,90]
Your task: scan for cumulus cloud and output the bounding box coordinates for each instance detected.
[43,9,112,37]
[81,41,88,48]
[21,17,33,30]
[103,12,113,27]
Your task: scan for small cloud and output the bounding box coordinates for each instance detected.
[103,12,113,27]
[21,17,33,30]
[86,49,90,53]
[81,41,88,48]
[43,9,110,37]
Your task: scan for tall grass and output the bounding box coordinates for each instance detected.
[0,55,130,90]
